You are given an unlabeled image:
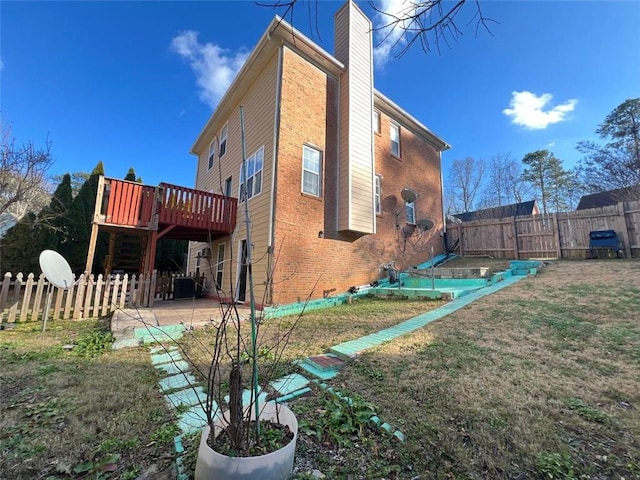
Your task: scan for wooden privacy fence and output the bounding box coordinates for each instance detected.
[447,200,640,260]
[0,271,205,323]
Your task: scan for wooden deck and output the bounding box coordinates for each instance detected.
[94,176,237,241]
[86,176,237,274]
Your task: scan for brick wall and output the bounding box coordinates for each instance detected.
[271,47,444,305]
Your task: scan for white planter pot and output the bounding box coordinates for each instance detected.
[194,401,298,480]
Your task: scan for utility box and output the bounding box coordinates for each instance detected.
[173,277,196,299]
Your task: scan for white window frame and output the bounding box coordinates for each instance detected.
[215,244,225,289]
[406,201,416,224]
[239,147,264,202]
[302,145,322,197]
[390,122,400,157]
[219,123,228,158]
[373,110,380,134]
[224,176,232,197]
[208,141,216,170]
[374,175,382,215]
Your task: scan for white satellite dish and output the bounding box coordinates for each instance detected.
[400,187,417,204]
[39,250,76,333]
[39,250,75,289]
[416,218,434,231]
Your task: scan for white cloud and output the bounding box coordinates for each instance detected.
[171,31,248,109]
[372,0,415,68]
[503,91,577,130]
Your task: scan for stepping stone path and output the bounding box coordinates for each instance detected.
[143,260,545,475]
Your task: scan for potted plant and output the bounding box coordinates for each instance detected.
[184,107,302,479]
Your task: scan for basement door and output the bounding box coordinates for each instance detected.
[236,239,248,303]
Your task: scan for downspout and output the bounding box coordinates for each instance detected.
[439,149,448,254]
[335,76,341,234]
[267,41,284,305]
[188,151,202,274]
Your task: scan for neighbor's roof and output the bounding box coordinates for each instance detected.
[453,200,538,222]
[576,185,640,210]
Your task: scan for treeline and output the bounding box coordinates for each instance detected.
[0,162,187,275]
[446,98,640,215]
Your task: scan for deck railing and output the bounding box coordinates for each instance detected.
[158,182,237,232]
[102,179,156,228]
[97,177,237,233]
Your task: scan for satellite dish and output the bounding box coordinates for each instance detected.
[39,250,75,289]
[416,218,434,231]
[400,187,417,204]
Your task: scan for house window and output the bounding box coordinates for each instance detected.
[215,244,225,289]
[219,124,228,158]
[239,147,264,201]
[374,175,382,215]
[406,201,416,224]
[208,141,216,170]
[302,145,322,197]
[224,176,232,197]
[373,110,380,134]
[390,123,400,157]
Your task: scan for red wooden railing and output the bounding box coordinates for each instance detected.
[104,180,156,227]
[157,182,237,232]
[99,178,236,233]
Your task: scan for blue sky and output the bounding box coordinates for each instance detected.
[2,1,639,190]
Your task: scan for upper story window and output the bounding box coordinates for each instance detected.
[219,124,228,158]
[239,147,264,202]
[390,123,400,157]
[374,175,382,215]
[208,141,216,170]
[373,110,380,134]
[406,201,416,224]
[302,145,322,197]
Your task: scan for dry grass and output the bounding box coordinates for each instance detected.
[0,319,176,480]
[3,259,638,479]
[333,259,640,478]
[177,297,446,402]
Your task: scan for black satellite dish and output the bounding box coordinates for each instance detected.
[400,187,417,204]
[416,218,434,231]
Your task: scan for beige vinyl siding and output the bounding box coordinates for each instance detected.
[191,51,279,302]
[335,1,375,234]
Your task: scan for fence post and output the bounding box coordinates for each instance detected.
[553,214,562,258]
[616,201,632,258]
[1,272,12,314]
[512,216,520,259]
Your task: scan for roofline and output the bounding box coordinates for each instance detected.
[190,9,451,155]
[190,16,345,155]
[374,90,451,152]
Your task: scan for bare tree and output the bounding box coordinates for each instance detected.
[576,98,640,192]
[257,0,495,57]
[448,157,485,213]
[1,123,53,218]
[369,0,495,57]
[479,152,533,208]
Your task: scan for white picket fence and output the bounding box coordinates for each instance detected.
[0,271,157,323]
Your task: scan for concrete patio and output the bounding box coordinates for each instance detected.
[110,298,252,348]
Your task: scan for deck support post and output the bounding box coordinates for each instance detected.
[144,231,159,277]
[85,223,100,274]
